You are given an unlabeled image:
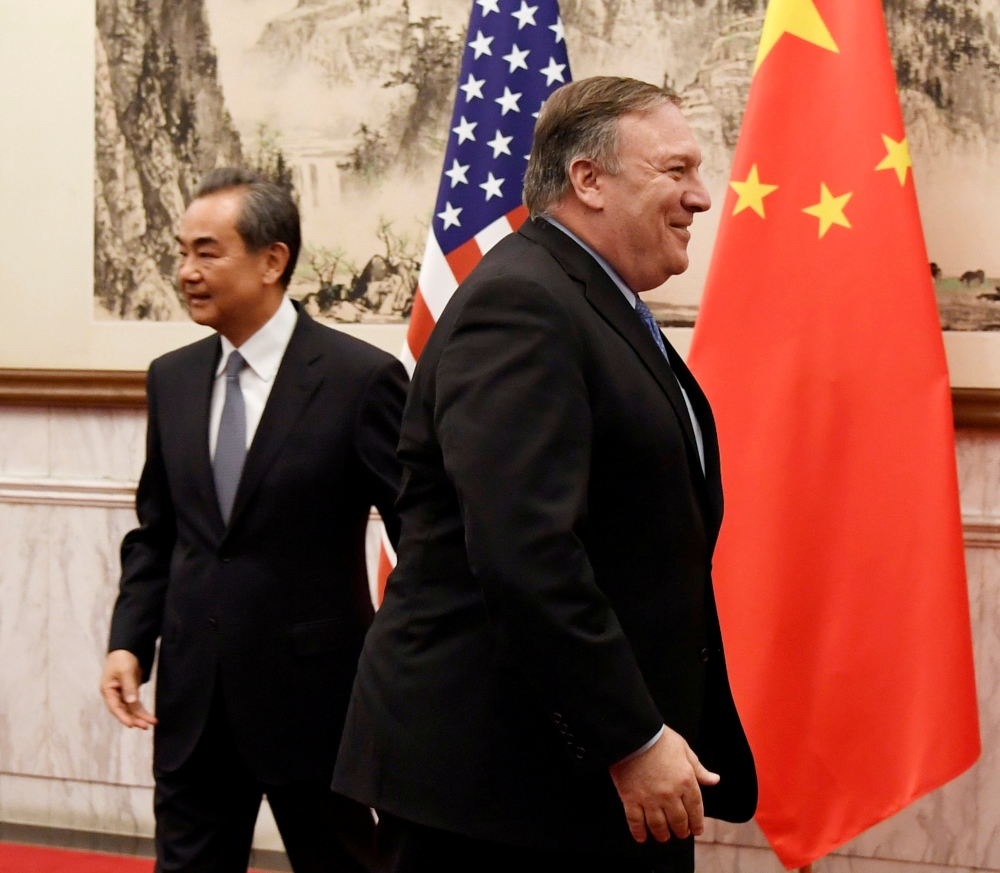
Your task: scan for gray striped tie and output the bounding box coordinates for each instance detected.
[214,350,247,525]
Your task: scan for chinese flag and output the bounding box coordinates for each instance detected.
[686,0,981,866]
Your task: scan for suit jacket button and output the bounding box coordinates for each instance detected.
[701,647,710,662]
[574,746,586,759]
[208,618,218,630]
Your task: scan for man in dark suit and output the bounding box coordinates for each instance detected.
[332,78,757,872]
[100,168,407,873]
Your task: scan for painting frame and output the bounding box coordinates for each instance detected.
[2,1,1000,419]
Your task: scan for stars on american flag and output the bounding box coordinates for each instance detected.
[469,30,494,58]
[503,44,531,72]
[445,159,470,188]
[460,74,486,102]
[540,57,566,86]
[480,173,506,200]
[487,130,514,157]
[511,1,539,28]
[495,87,522,115]
[430,0,572,244]
[452,116,478,144]
[437,201,463,229]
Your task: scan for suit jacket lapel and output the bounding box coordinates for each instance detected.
[519,219,704,477]
[667,346,725,538]
[184,335,228,539]
[222,310,325,538]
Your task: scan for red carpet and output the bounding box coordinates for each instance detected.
[0,843,152,873]
[0,843,269,872]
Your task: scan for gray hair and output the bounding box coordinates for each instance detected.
[522,77,680,218]
[193,167,301,288]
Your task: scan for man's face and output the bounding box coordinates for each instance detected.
[176,189,275,336]
[597,103,711,292]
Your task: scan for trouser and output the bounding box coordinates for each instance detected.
[153,693,375,873]
[375,812,694,873]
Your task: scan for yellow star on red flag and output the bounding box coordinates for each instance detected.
[754,0,839,73]
[730,165,779,217]
[875,134,912,185]
[802,183,852,237]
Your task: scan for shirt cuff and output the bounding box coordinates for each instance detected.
[614,725,665,766]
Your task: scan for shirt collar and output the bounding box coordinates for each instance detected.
[217,295,298,381]
[543,216,637,309]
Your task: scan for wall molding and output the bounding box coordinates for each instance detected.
[0,477,137,509]
[0,370,146,408]
[961,514,1000,548]
[0,474,998,546]
[952,388,1000,429]
[0,477,387,523]
[2,370,1000,426]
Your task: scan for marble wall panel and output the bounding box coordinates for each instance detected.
[0,503,53,775]
[696,842,996,873]
[971,546,1000,869]
[0,407,49,477]
[0,499,152,785]
[696,842,787,872]
[2,406,999,870]
[956,431,1000,519]
[0,773,282,851]
[47,408,146,483]
[0,774,154,837]
[46,504,152,787]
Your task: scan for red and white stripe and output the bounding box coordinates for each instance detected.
[375,204,530,602]
[402,204,529,373]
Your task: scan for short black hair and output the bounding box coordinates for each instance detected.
[194,167,301,288]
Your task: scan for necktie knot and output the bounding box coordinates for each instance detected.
[225,350,245,380]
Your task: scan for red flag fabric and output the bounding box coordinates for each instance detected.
[686,0,981,865]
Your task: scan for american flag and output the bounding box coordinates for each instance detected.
[376,0,572,600]
[402,0,573,371]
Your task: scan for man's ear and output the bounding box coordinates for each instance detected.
[567,157,604,211]
[261,242,291,287]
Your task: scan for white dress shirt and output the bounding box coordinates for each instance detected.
[544,218,706,474]
[209,295,298,459]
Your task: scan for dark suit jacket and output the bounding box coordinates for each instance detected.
[108,307,408,784]
[332,219,756,865]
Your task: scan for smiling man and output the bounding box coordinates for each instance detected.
[333,77,758,873]
[100,168,407,873]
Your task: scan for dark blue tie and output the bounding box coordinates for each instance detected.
[634,297,704,473]
[213,351,247,525]
[634,297,670,360]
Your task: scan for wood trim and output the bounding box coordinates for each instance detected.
[952,388,1000,429]
[0,369,146,408]
[2,369,1000,426]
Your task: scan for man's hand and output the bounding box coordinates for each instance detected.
[609,725,720,844]
[100,649,157,729]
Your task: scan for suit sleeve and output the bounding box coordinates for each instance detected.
[354,357,409,549]
[435,278,664,765]
[107,365,176,681]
